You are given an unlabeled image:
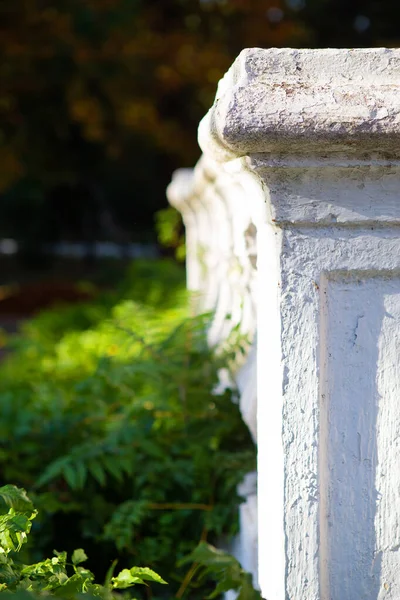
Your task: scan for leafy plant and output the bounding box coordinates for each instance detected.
[0,484,166,598]
[0,260,256,598]
[155,208,185,261]
[179,542,262,600]
[0,485,262,599]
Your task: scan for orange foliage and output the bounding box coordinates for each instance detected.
[0,0,309,191]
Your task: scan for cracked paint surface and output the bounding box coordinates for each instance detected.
[171,47,400,600]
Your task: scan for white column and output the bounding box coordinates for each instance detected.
[167,156,265,438]
[170,47,400,600]
[167,155,265,591]
[197,48,400,600]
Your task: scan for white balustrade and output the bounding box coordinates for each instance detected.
[168,48,400,600]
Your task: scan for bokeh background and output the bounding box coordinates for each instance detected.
[1,0,399,256]
[0,0,399,313]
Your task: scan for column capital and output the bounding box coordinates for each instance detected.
[199,48,400,162]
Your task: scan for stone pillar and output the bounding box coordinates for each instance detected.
[167,155,263,591]
[169,48,400,600]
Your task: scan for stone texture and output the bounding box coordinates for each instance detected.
[169,48,400,600]
[167,156,263,591]
[199,48,400,160]
[167,156,264,439]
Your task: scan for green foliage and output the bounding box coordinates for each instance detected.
[155,208,186,261]
[9,259,186,345]
[0,484,166,598]
[0,486,261,600]
[112,567,166,589]
[0,486,36,557]
[180,542,262,600]
[0,260,256,599]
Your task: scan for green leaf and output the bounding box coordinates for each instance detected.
[0,554,18,584]
[53,550,68,565]
[55,571,94,596]
[74,461,87,490]
[180,543,262,599]
[0,512,33,553]
[0,485,34,516]
[63,463,79,490]
[111,566,166,589]
[207,576,240,598]
[129,567,167,585]
[179,541,235,570]
[236,573,263,600]
[102,455,123,482]
[35,457,70,488]
[104,559,118,588]
[71,548,88,565]
[88,459,107,486]
[111,568,144,588]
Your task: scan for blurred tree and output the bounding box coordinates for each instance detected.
[0,0,398,241]
[0,0,305,240]
[293,0,400,49]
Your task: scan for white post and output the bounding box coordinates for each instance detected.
[169,48,400,600]
[167,155,263,592]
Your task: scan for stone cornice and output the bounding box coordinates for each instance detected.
[198,48,400,162]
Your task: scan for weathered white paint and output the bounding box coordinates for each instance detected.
[168,48,400,599]
[167,156,264,592]
[167,156,265,440]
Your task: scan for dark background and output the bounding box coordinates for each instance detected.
[0,0,398,254]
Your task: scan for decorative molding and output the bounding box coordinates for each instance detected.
[199,48,400,161]
[168,47,400,600]
[167,155,265,591]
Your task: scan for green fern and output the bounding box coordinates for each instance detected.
[0,260,256,599]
